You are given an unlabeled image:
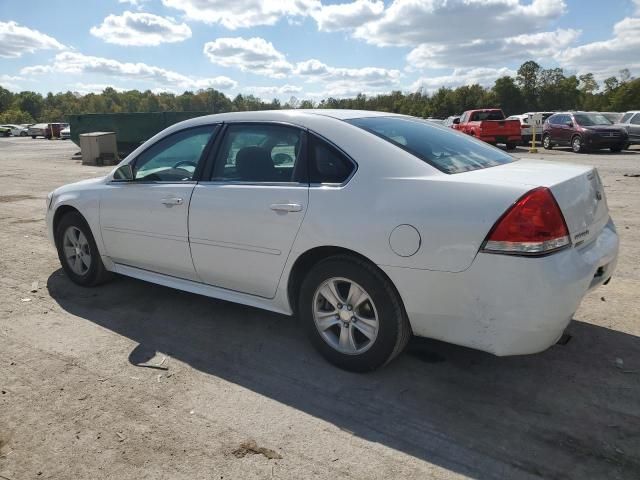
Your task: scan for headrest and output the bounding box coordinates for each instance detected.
[235,146,275,181]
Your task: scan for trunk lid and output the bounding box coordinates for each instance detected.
[457,159,610,248]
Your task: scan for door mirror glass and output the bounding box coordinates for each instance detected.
[453,118,460,124]
[113,164,134,181]
[566,121,573,127]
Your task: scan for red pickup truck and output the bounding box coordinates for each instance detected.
[454,109,521,150]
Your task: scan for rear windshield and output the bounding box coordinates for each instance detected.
[347,116,516,174]
[469,111,505,121]
[574,114,611,126]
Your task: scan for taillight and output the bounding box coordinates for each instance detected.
[482,187,571,255]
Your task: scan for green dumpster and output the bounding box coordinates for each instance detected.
[66,112,209,155]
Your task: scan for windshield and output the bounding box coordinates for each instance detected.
[574,114,611,126]
[347,116,516,174]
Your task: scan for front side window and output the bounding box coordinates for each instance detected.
[630,114,640,125]
[133,126,216,181]
[574,113,612,126]
[347,116,516,174]
[212,124,304,183]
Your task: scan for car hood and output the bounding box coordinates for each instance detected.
[582,125,625,132]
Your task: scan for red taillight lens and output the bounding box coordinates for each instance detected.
[482,187,571,255]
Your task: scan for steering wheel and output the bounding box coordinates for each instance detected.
[173,160,197,170]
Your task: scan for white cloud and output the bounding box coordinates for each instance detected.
[90,11,192,46]
[203,37,293,78]
[407,28,580,69]
[202,36,401,93]
[162,0,319,29]
[0,74,24,91]
[247,85,303,97]
[20,51,238,92]
[411,67,517,92]
[311,0,384,32]
[354,0,567,47]
[72,83,128,94]
[0,21,64,58]
[557,16,640,79]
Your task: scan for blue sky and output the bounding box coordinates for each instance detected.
[1,0,639,100]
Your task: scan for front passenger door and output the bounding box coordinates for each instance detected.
[100,125,217,280]
[189,123,308,298]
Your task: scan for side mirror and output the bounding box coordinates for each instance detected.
[113,164,134,181]
[566,121,573,127]
[453,118,460,124]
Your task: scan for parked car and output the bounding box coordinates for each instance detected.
[1,124,28,136]
[425,117,444,125]
[46,110,618,371]
[60,125,71,140]
[615,111,640,147]
[28,123,49,138]
[543,112,629,153]
[0,126,10,137]
[28,122,66,139]
[456,109,521,149]
[443,115,460,128]
[507,112,554,145]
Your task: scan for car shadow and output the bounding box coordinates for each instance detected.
[47,270,640,480]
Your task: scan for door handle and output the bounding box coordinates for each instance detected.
[270,203,302,212]
[161,197,184,206]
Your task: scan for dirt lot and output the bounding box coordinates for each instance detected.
[1,136,639,480]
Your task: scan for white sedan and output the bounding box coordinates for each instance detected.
[1,124,28,136]
[46,110,619,371]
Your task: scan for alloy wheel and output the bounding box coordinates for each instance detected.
[62,226,92,276]
[312,277,379,355]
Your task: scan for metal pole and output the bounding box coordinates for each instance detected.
[529,122,538,153]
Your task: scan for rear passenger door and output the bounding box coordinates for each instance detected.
[188,123,309,298]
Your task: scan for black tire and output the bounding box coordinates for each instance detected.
[610,146,622,153]
[299,255,411,372]
[543,134,553,150]
[31,135,36,139]
[506,142,517,150]
[572,135,585,153]
[20,131,27,137]
[55,211,111,287]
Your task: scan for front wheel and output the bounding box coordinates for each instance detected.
[55,211,110,287]
[543,134,553,150]
[31,135,36,139]
[299,255,411,372]
[505,142,517,150]
[610,145,622,153]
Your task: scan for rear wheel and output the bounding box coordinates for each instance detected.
[55,211,110,287]
[572,135,585,153]
[299,255,411,372]
[543,134,553,150]
[610,145,622,153]
[506,142,517,150]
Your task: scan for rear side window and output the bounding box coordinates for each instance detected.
[347,116,516,174]
[631,114,640,125]
[308,135,355,184]
[620,113,633,123]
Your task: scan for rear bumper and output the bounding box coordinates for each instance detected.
[479,135,521,144]
[381,220,619,356]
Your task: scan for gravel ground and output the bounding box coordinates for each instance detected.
[1,136,639,480]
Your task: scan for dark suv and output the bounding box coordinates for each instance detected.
[542,112,628,153]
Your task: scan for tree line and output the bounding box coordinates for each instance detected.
[1,61,639,125]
